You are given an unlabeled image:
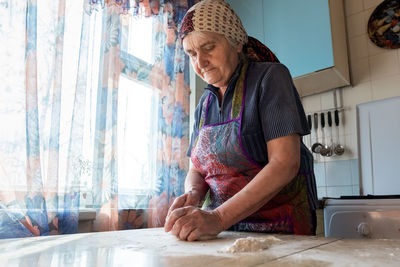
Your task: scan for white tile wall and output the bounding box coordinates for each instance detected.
[348,34,369,61]
[398,47,400,61]
[367,37,386,57]
[327,186,353,198]
[302,0,400,198]
[398,47,400,62]
[320,91,336,110]
[342,82,372,107]
[314,162,326,187]
[352,185,360,195]
[315,159,360,198]
[371,74,400,100]
[346,12,366,38]
[344,133,358,158]
[302,93,322,113]
[369,50,400,80]
[325,160,352,186]
[349,57,371,84]
[363,0,383,10]
[317,187,327,199]
[350,160,360,186]
[344,0,364,16]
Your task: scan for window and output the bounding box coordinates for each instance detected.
[78,14,158,209]
[117,75,159,209]
[124,15,154,64]
[0,2,159,209]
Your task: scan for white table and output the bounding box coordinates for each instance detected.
[1,228,399,266]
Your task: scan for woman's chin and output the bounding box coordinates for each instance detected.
[204,77,221,87]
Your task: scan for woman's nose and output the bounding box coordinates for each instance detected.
[196,52,208,69]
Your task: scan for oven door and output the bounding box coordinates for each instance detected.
[324,198,400,239]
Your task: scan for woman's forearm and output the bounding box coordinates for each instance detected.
[215,135,301,229]
[184,166,209,202]
[215,158,298,229]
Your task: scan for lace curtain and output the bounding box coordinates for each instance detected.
[0,0,196,238]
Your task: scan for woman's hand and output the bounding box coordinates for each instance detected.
[163,191,201,234]
[164,206,224,241]
[166,190,202,217]
[174,190,202,208]
[166,166,208,219]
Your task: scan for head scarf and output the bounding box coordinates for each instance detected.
[179,0,279,63]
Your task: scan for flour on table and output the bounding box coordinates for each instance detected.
[223,236,282,253]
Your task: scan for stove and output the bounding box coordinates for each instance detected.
[324,196,400,239]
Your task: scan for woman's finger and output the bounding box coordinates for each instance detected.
[179,223,195,241]
[164,207,188,232]
[170,211,190,237]
[187,228,200,242]
[183,192,198,207]
[167,195,187,218]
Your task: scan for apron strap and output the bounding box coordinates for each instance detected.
[198,92,212,129]
[230,61,249,119]
[198,61,249,129]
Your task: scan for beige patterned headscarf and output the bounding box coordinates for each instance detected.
[179,0,248,45]
[179,0,280,63]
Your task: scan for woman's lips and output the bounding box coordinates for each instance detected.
[202,68,215,75]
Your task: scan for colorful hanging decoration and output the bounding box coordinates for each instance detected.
[368,0,400,49]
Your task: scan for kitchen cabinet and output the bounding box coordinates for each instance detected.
[227,0,350,96]
[1,228,399,266]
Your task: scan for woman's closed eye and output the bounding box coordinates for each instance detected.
[189,52,197,58]
[185,49,196,58]
[202,44,215,52]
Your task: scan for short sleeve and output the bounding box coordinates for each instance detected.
[258,63,309,142]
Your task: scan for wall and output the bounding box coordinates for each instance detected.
[301,0,400,198]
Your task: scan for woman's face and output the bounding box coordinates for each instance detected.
[183,32,242,90]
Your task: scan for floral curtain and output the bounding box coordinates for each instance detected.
[88,0,197,230]
[0,0,90,238]
[0,0,196,238]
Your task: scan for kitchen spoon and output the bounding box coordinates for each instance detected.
[319,113,331,156]
[325,111,333,157]
[307,114,312,150]
[311,113,323,154]
[333,110,345,155]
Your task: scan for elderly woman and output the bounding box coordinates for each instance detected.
[164,0,317,241]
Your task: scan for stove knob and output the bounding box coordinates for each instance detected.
[357,222,371,237]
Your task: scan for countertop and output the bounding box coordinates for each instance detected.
[1,228,399,266]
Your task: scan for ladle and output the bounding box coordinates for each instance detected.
[325,111,333,157]
[307,114,312,150]
[311,113,323,154]
[333,110,345,155]
[319,113,331,156]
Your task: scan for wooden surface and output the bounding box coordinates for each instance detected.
[0,228,399,266]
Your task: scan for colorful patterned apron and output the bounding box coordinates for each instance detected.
[191,62,316,235]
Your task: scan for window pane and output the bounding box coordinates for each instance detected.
[117,75,159,209]
[124,16,153,64]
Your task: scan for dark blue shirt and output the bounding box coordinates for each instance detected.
[187,61,317,209]
[188,61,310,162]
